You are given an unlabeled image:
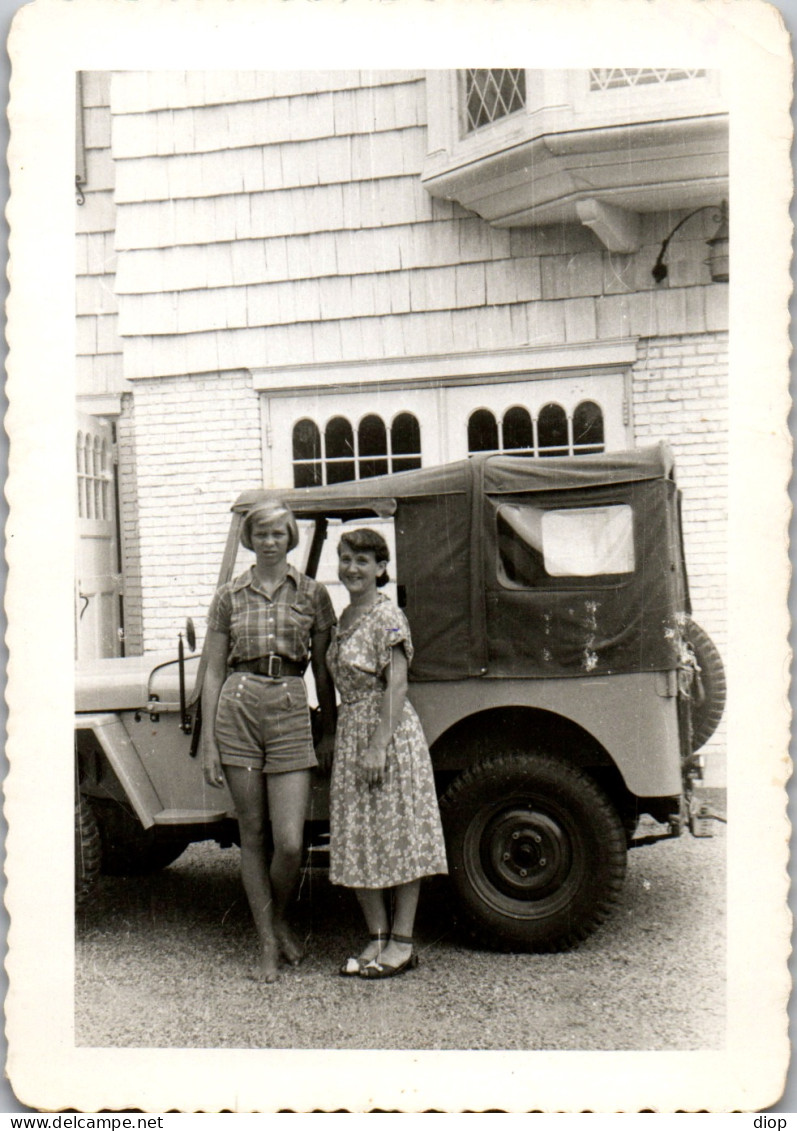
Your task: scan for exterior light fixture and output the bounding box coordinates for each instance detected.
[651,200,729,284]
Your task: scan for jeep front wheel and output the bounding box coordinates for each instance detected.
[75,796,102,907]
[92,799,190,876]
[440,752,627,952]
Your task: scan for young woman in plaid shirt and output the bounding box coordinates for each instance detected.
[201,500,337,982]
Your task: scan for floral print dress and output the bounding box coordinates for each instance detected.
[327,594,448,889]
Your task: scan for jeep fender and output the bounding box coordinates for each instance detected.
[75,713,160,829]
[410,671,683,798]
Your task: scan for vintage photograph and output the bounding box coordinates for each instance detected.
[5,0,792,1113]
[74,65,730,1049]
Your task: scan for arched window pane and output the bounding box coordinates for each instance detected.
[391,412,421,473]
[293,419,320,461]
[292,419,322,487]
[325,417,354,459]
[503,406,533,452]
[537,403,568,457]
[358,414,388,478]
[391,412,420,455]
[572,401,604,453]
[468,409,498,453]
[358,415,387,456]
[325,417,355,483]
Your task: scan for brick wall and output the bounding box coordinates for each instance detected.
[632,331,728,783]
[115,394,143,655]
[131,370,262,649]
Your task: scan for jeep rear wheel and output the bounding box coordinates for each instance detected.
[92,799,190,877]
[75,796,102,907]
[440,752,627,952]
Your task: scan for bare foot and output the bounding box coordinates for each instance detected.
[249,942,280,984]
[274,920,305,967]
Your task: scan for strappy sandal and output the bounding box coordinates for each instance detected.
[339,931,387,977]
[359,933,418,980]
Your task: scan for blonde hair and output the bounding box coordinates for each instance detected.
[241,500,299,553]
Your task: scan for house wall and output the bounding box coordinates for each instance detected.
[130,370,263,645]
[115,395,144,655]
[76,72,124,398]
[76,72,142,653]
[94,69,728,777]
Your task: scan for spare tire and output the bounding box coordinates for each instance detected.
[682,618,726,752]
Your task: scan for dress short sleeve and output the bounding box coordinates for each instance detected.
[375,599,414,672]
[207,585,232,635]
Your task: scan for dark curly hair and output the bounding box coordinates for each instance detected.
[338,528,391,587]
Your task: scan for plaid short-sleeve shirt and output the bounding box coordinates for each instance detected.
[207,564,336,665]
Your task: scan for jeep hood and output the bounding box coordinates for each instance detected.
[75,652,200,713]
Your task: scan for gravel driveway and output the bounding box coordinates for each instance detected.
[75,791,725,1051]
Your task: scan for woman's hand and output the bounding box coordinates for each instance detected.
[202,740,225,788]
[360,742,387,788]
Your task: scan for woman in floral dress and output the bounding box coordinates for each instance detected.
[327,528,448,979]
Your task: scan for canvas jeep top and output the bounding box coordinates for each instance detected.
[76,443,725,951]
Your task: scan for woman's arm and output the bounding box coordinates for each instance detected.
[310,627,337,772]
[201,629,230,787]
[361,645,409,788]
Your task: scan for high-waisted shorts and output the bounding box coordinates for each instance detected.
[214,673,317,774]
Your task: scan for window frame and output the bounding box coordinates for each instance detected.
[461,69,528,137]
[467,399,606,460]
[493,492,638,593]
[291,410,422,488]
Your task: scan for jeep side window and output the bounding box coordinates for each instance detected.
[497,503,635,587]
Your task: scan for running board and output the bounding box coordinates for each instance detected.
[152,808,228,825]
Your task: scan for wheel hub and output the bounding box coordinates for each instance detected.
[484,807,571,897]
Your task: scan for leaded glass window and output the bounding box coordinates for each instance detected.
[463,69,526,134]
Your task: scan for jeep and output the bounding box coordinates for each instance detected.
[76,443,725,951]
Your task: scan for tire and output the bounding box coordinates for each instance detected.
[75,795,102,908]
[682,618,726,752]
[439,752,627,952]
[92,798,190,877]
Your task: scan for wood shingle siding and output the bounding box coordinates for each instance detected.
[111,70,424,115]
[116,179,435,250]
[112,88,424,164]
[114,221,514,296]
[112,130,428,204]
[76,190,117,237]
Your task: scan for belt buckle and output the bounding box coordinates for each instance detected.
[267,654,282,679]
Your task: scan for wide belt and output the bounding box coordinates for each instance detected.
[232,655,306,678]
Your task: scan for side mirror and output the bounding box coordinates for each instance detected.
[185,618,196,653]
